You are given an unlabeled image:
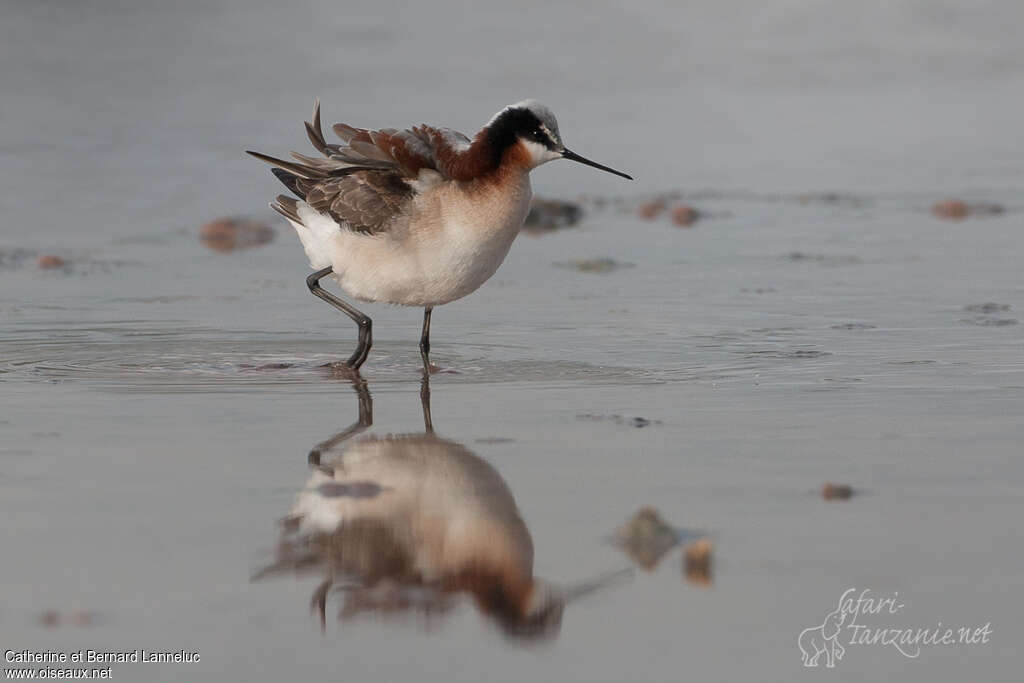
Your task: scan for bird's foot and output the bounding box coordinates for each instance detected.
[323,361,364,382]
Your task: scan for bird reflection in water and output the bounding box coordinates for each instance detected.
[254,379,628,641]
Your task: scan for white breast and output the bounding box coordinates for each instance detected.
[420,175,532,305]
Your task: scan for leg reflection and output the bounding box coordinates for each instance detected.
[420,374,434,434]
[307,379,373,471]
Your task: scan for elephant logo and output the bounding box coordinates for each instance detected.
[798,608,847,668]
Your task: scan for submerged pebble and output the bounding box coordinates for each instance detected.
[670,205,700,227]
[36,254,68,270]
[637,199,666,220]
[961,316,1017,327]
[970,202,1006,216]
[822,483,854,500]
[830,322,877,330]
[474,436,516,444]
[961,302,1016,326]
[796,192,867,207]
[523,198,583,234]
[965,302,1011,313]
[0,249,41,270]
[683,539,713,586]
[2,249,119,275]
[785,252,863,266]
[931,199,1005,221]
[932,199,968,220]
[1,248,49,272]
[557,258,634,274]
[615,507,679,570]
[200,217,276,252]
[577,413,661,428]
[37,610,98,628]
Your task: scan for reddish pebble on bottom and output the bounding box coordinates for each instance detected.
[637,200,665,220]
[36,254,67,269]
[670,205,700,227]
[200,217,276,252]
[931,199,970,220]
[822,483,854,500]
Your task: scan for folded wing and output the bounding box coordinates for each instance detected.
[248,99,476,234]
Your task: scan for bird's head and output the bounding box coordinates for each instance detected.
[485,100,632,179]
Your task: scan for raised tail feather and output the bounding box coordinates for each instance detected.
[270,194,301,223]
[248,98,397,224]
[271,168,302,196]
[247,98,393,178]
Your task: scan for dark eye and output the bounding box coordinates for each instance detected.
[530,128,546,141]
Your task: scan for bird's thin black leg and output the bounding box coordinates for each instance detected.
[419,306,433,371]
[306,267,372,369]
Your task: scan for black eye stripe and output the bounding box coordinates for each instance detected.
[486,108,554,165]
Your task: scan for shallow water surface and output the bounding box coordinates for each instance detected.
[2,1,1023,681]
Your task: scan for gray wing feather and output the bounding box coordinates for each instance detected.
[297,172,413,235]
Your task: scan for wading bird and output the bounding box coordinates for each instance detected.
[249,99,631,371]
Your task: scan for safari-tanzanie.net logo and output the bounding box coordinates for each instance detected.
[798,588,992,668]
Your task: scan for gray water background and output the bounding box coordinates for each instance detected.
[1,0,1022,680]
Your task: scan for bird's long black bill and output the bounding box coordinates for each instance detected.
[561,148,633,180]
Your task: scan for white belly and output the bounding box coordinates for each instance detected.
[292,176,532,307]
